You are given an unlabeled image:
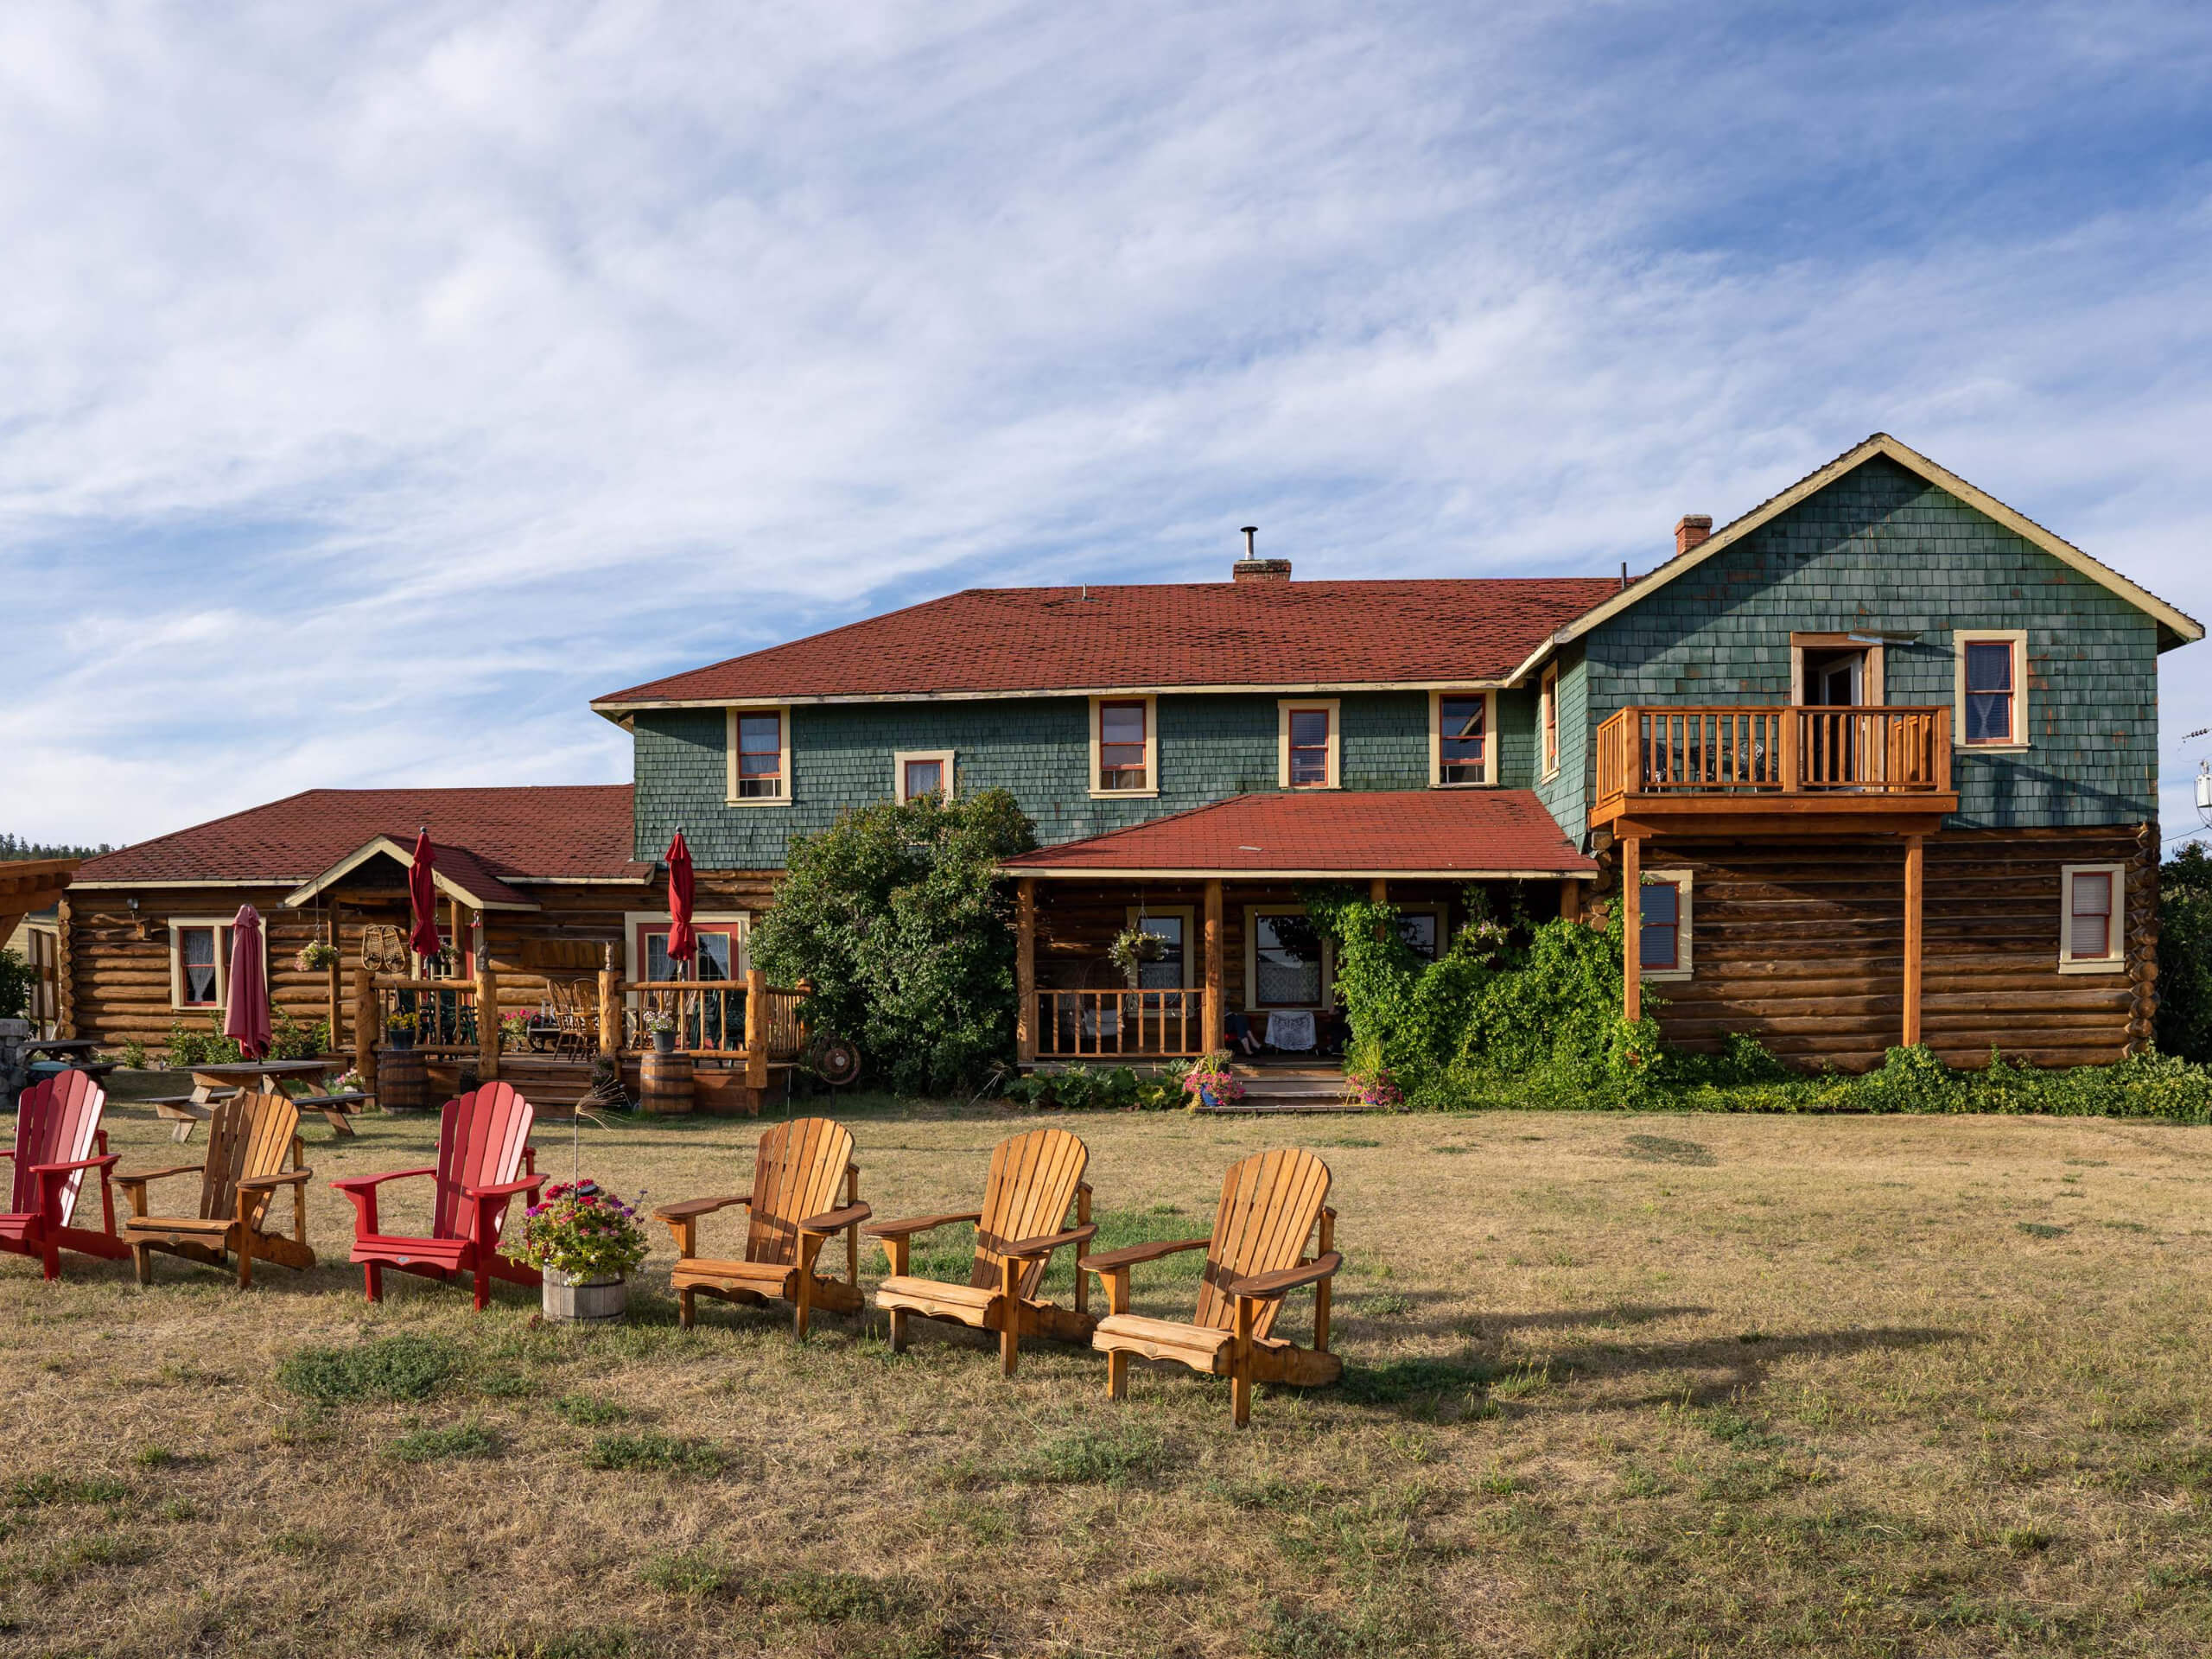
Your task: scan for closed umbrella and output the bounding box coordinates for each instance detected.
[407,828,442,963]
[664,830,697,977]
[223,905,272,1061]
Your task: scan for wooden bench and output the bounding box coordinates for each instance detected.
[289,1091,369,1138]
[142,1090,239,1144]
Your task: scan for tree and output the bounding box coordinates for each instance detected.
[2158,842,2212,1062]
[748,789,1038,1096]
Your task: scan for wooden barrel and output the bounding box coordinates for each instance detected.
[377,1046,429,1112]
[639,1049,694,1116]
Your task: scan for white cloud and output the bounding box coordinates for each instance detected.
[3,0,2210,842]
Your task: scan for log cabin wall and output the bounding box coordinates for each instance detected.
[1601,823,2156,1071]
[63,870,783,1050]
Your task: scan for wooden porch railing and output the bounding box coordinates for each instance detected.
[367,975,480,1051]
[1595,704,1952,810]
[622,974,807,1060]
[1034,989,1206,1059]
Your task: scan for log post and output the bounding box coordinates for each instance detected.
[1902,834,1924,1049]
[745,966,769,1092]
[476,945,500,1082]
[1203,880,1224,1055]
[1621,835,1643,1023]
[1015,879,1037,1065]
[54,894,74,1039]
[354,966,378,1095]
[598,946,620,1058]
[1560,879,1582,924]
[325,908,343,1056]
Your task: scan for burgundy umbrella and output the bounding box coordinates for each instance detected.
[407,828,443,962]
[664,830,697,977]
[223,904,272,1060]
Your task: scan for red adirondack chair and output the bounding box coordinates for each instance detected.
[330,1083,542,1309]
[2,1071,129,1280]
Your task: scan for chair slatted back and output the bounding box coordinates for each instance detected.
[744,1117,855,1267]
[969,1128,1089,1299]
[1192,1148,1332,1339]
[198,1091,301,1226]
[428,1084,535,1241]
[10,1071,106,1224]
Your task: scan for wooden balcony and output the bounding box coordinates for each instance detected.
[1592,704,1958,837]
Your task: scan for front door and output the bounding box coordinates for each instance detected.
[1804,648,1868,784]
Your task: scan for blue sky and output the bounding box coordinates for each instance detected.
[4,1,2210,845]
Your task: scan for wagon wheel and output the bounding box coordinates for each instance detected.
[809,1033,861,1089]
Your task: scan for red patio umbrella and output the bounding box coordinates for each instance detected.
[222,904,272,1060]
[407,828,443,962]
[664,830,697,977]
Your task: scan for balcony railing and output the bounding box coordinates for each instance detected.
[1595,704,1952,810]
[1034,989,1206,1059]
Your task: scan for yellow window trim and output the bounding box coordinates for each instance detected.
[1427,690,1498,788]
[1089,694,1159,799]
[2056,862,2126,975]
[1277,698,1342,790]
[1953,629,2030,752]
[724,704,793,806]
[893,749,957,804]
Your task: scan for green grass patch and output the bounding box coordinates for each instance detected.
[1339,1353,1494,1409]
[552,1393,632,1426]
[640,1548,741,1599]
[277,1333,461,1405]
[388,1421,499,1463]
[8,1474,130,1509]
[586,1432,724,1474]
[1017,1423,1169,1484]
[2017,1222,2069,1239]
[1623,1134,1717,1166]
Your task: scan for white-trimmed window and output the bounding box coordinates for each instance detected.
[1090,695,1158,797]
[1430,691,1497,787]
[725,706,791,804]
[1124,905,1197,989]
[894,750,955,803]
[1954,630,2028,749]
[1277,699,1341,790]
[168,918,268,1011]
[1244,906,1332,1009]
[1637,871,1693,982]
[1540,664,1560,779]
[625,912,751,985]
[1393,904,1451,963]
[2057,864,2125,973]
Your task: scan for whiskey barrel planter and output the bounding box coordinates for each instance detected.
[639,1050,695,1116]
[376,1046,429,1112]
[542,1268,628,1323]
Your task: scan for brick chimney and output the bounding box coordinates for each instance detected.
[1232,525,1292,583]
[1674,514,1713,556]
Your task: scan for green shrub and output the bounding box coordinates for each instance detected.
[276,1335,461,1405]
[748,789,1037,1095]
[1002,1061,1183,1110]
[0,948,31,1021]
[2159,842,2212,1063]
[162,1016,241,1069]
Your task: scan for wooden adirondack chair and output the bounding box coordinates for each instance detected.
[1081,1147,1342,1427]
[866,1127,1096,1376]
[656,1116,871,1338]
[1,1071,127,1280]
[330,1083,542,1309]
[116,1091,315,1288]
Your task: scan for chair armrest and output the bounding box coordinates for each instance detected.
[1079,1237,1210,1274]
[1001,1223,1099,1260]
[31,1155,120,1176]
[462,1176,545,1200]
[861,1210,982,1240]
[113,1164,205,1187]
[237,1168,315,1190]
[798,1201,873,1235]
[1226,1251,1344,1301]
[330,1166,437,1193]
[652,1194,749,1223]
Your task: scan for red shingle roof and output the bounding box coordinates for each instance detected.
[593,579,1621,706]
[1001,791,1597,877]
[73,787,645,887]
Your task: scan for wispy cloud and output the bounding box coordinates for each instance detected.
[3,1,2209,842]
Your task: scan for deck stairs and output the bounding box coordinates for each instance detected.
[1203,1058,1363,1114]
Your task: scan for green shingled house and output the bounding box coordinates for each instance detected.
[588,434,2201,1074]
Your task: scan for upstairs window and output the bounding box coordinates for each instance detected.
[1954,631,2027,748]
[1094,699,1154,794]
[726,706,791,803]
[1277,699,1341,789]
[1637,872,1693,981]
[2058,863,2124,973]
[1540,664,1560,779]
[1433,692,1494,786]
[895,750,954,803]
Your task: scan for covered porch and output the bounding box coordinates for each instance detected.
[1001,791,1599,1066]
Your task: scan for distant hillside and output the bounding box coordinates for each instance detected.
[0,833,121,861]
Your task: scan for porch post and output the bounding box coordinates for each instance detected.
[1369,877,1388,906]
[1621,835,1643,1023]
[598,944,620,1058]
[326,904,344,1056]
[1903,834,1924,1049]
[1203,880,1224,1054]
[745,966,769,1092]
[475,915,500,1082]
[1559,880,1582,924]
[353,966,378,1096]
[1015,879,1037,1065]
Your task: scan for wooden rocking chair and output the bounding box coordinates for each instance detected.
[866,1127,1097,1376]
[331,1082,543,1309]
[655,1116,871,1339]
[1,1071,127,1281]
[1080,1147,1342,1427]
[117,1090,315,1288]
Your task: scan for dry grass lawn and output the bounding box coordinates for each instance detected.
[3,1091,2211,1657]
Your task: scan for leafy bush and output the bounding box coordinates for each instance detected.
[1001,1061,1185,1110]
[748,789,1037,1095]
[2158,842,2212,1063]
[0,947,31,1020]
[162,1016,241,1068]
[267,1009,330,1060]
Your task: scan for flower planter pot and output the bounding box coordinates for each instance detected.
[385,1030,415,1052]
[652,1029,677,1055]
[542,1266,628,1323]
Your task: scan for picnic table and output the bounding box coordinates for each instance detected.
[23,1039,99,1062]
[149,1059,341,1142]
